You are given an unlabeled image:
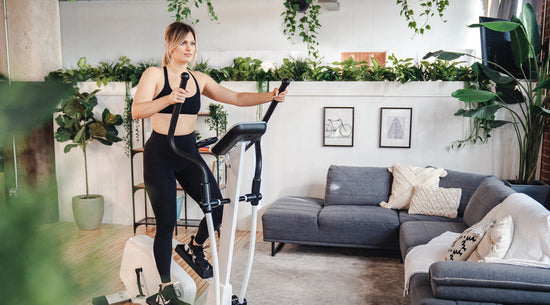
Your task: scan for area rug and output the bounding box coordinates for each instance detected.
[213,241,409,305]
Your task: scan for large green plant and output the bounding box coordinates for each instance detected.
[54,88,123,197]
[205,103,228,137]
[425,3,550,185]
[396,0,450,35]
[166,0,218,24]
[282,0,322,58]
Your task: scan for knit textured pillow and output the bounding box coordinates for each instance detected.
[380,164,447,210]
[468,215,514,262]
[446,219,494,261]
[408,185,462,218]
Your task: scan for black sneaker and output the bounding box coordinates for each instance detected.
[146,284,188,305]
[175,236,213,279]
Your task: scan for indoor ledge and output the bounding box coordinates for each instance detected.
[77,81,464,98]
[266,81,464,97]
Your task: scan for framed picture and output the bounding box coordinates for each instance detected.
[323,107,354,147]
[379,107,412,148]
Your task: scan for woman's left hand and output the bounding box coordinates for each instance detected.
[273,88,287,102]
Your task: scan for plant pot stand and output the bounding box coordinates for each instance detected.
[504,180,550,209]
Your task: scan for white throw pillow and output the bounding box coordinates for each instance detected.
[446,218,494,261]
[408,185,462,218]
[468,215,514,262]
[481,193,550,265]
[380,164,447,210]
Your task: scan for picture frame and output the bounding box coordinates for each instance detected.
[379,107,412,148]
[323,107,354,147]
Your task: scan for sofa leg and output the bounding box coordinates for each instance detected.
[271,242,285,256]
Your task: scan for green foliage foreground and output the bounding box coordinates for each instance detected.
[0,81,83,304]
[0,182,80,305]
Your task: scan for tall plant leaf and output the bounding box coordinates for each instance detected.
[510,16,530,67]
[451,89,496,103]
[496,85,525,104]
[476,63,515,85]
[532,79,550,92]
[463,104,502,120]
[423,50,464,61]
[468,21,520,32]
[531,105,550,117]
[519,3,541,57]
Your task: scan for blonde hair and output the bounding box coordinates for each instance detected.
[163,22,197,66]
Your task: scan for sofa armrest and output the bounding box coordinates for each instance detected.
[429,261,550,304]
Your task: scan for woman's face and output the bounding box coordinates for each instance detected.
[171,31,196,64]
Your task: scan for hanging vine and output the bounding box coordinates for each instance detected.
[282,0,322,58]
[396,0,450,35]
[166,0,218,23]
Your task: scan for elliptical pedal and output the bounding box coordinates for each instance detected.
[232,295,247,305]
[175,244,214,279]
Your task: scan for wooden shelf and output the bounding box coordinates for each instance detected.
[135,217,202,231]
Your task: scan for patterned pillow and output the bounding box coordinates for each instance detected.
[380,164,447,210]
[468,215,514,262]
[446,219,494,261]
[408,185,462,218]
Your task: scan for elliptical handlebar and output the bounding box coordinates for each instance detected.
[261,78,290,123]
[245,78,290,151]
[167,72,214,212]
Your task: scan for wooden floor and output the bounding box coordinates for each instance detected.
[58,222,258,304]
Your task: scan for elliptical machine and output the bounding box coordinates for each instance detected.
[168,73,290,305]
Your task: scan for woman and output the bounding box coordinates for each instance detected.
[132,22,287,304]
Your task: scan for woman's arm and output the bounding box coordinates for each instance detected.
[200,72,286,107]
[131,67,186,119]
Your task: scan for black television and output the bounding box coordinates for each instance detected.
[479,16,538,79]
[479,16,524,78]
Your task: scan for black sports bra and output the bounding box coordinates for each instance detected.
[155,66,201,115]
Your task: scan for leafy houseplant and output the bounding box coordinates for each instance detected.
[205,103,228,137]
[166,0,218,24]
[282,0,322,58]
[425,3,550,186]
[396,0,450,35]
[54,87,123,229]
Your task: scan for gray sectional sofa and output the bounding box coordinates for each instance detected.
[262,165,550,304]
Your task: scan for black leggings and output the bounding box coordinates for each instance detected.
[143,131,223,283]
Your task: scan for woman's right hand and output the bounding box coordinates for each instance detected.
[169,88,189,104]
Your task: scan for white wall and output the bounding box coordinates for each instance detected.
[56,0,510,230]
[59,0,484,68]
[54,81,518,229]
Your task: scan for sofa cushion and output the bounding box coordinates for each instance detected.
[325,165,392,206]
[380,164,447,210]
[318,205,399,249]
[438,169,489,217]
[398,210,463,223]
[408,185,462,218]
[463,176,515,227]
[409,273,476,305]
[481,193,550,266]
[430,261,550,304]
[399,220,467,261]
[467,215,514,262]
[446,218,494,261]
[262,196,323,243]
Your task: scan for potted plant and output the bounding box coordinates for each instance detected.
[205,103,228,137]
[282,0,322,58]
[54,87,123,229]
[425,3,550,203]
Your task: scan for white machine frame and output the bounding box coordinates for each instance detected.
[205,140,259,305]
